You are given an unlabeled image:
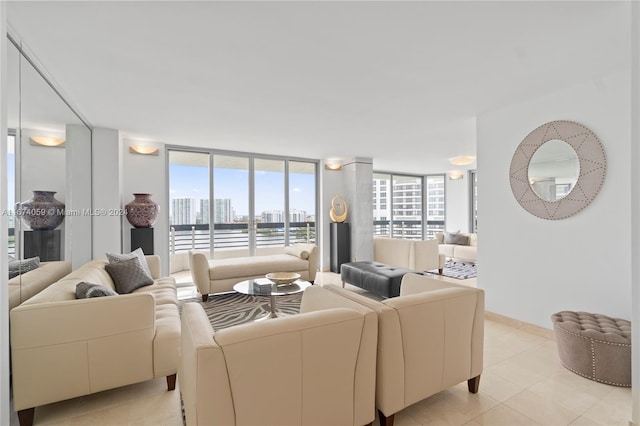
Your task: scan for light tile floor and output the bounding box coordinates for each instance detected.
[12,272,632,426]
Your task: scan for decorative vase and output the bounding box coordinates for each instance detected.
[125,193,159,228]
[17,190,65,230]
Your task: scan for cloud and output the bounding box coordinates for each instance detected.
[292,187,302,192]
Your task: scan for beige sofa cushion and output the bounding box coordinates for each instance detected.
[209,254,308,280]
[374,237,413,269]
[9,261,71,310]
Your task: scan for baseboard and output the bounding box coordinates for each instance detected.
[485,310,556,340]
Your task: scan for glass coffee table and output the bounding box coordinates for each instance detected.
[233,279,312,321]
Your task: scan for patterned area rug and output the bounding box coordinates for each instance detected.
[429,260,477,279]
[179,291,302,330]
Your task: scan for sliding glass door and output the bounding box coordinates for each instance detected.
[168,149,317,260]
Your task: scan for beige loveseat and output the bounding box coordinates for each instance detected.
[435,232,477,263]
[9,261,71,310]
[180,285,377,425]
[190,243,319,301]
[10,256,180,426]
[326,273,484,426]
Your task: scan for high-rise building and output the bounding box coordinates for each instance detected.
[214,199,234,223]
[261,210,284,223]
[171,198,196,225]
[199,199,210,224]
[289,209,306,223]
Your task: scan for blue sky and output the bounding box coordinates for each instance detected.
[169,164,315,217]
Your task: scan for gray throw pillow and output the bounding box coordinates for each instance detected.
[106,247,152,278]
[8,256,40,279]
[444,231,470,246]
[104,257,154,294]
[75,281,118,299]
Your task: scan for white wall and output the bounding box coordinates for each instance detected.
[445,173,472,232]
[631,4,640,424]
[477,70,631,328]
[122,140,168,275]
[19,128,66,202]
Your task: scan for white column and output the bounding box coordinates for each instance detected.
[92,128,122,256]
[343,157,373,262]
[65,124,92,269]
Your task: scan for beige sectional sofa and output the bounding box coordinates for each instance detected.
[190,243,319,301]
[435,232,477,263]
[180,285,378,426]
[326,273,484,426]
[9,261,71,310]
[10,255,180,426]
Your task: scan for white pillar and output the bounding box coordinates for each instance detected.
[92,128,122,256]
[343,157,373,262]
[65,123,92,269]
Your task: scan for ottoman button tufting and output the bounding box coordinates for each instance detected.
[551,311,631,387]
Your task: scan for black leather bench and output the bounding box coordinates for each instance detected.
[340,261,415,298]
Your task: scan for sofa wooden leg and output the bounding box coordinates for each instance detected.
[342,281,345,288]
[167,374,177,391]
[439,268,443,275]
[378,410,394,426]
[202,294,209,302]
[18,408,35,426]
[468,375,481,393]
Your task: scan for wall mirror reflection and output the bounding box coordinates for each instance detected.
[7,35,92,310]
[528,139,580,202]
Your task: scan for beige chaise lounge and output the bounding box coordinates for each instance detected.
[435,232,477,263]
[180,285,378,425]
[325,273,484,426]
[190,243,319,301]
[9,260,71,310]
[10,256,180,426]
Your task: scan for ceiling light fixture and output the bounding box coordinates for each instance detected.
[129,145,159,156]
[448,156,476,166]
[448,170,464,180]
[324,160,343,171]
[29,136,65,147]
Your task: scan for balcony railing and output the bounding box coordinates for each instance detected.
[170,222,316,254]
[373,220,445,240]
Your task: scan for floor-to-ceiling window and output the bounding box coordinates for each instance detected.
[168,148,317,259]
[373,172,425,240]
[425,174,445,238]
[7,134,15,258]
[168,150,211,255]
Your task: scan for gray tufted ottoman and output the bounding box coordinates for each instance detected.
[551,311,631,387]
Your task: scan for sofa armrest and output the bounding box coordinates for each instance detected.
[307,245,319,282]
[11,294,155,349]
[400,272,465,296]
[189,251,211,296]
[180,303,235,426]
[145,255,161,279]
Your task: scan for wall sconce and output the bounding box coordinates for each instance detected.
[324,160,343,171]
[448,170,464,180]
[448,156,476,166]
[129,145,159,156]
[30,136,65,147]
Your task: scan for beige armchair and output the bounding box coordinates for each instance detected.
[324,273,484,426]
[179,285,378,425]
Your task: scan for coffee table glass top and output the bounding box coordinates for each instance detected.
[234,278,311,296]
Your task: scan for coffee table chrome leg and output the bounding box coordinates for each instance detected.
[269,293,278,318]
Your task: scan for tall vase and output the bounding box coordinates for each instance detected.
[125,193,159,228]
[17,190,65,230]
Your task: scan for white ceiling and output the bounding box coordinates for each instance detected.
[6,1,630,174]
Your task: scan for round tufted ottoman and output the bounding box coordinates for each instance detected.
[551,311,631,387]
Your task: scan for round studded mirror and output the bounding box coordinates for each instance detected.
[509,120,606,220]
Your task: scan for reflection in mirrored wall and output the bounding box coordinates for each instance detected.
[7,35,92,307]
